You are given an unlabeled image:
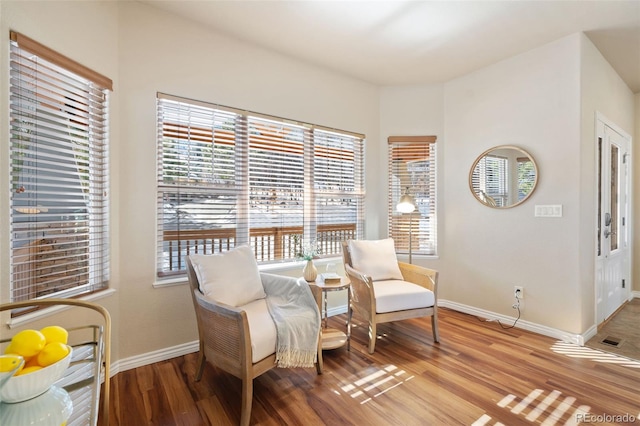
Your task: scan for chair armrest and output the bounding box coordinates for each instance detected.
[344,264,376,315]
[193,290,251,366]
[397,262,439,296]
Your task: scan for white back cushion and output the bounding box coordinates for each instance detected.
[348,238,403,281]
[190,245,266,307]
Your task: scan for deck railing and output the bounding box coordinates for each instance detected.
[161,223,356,274]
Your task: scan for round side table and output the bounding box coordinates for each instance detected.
[314,276,351,350]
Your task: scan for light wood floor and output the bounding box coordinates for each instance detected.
[105,308,640,425]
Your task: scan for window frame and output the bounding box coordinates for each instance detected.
[156,93,365,277]
[8,31,112,307]
[387,136,438,257]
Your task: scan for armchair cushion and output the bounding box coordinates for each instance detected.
[348,238,403,281]
[190,245,266,307]
[373,280,435,314]
[242,298,278,363]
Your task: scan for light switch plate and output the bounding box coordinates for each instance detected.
[535,205,563,217]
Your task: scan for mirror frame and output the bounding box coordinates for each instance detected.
[468,145,538,209]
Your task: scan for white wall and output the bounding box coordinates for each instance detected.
[379,33,636,336]
[0,1,122,355]
[442,34,584,333]
[116,2,380,358]
[378,84,444,243]
[579,33,636,330]
[0,1,379,362]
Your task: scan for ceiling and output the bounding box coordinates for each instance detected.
[142,0,640,93]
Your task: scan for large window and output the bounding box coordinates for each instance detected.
[388,136,437,256]
[157,94,365,277]
[9,32,112,303]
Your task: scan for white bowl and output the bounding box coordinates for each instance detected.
[0,385,73,425]
[0,346,72,403]
[0,355,25,393]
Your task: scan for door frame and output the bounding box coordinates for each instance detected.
[594,112,633,325]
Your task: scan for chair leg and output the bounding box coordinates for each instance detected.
[432,312,440,343]
[368,321,376,354]
[347,306,353,351]
[195,350,206,381]
[240,378,253,426]
[316,330,323,374]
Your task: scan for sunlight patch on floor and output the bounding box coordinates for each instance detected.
[337,364,414,405]
[472,388,590,426]
[551,341,640,368]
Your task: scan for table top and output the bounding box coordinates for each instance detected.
[0,325,104,426]
[314,275,350,290]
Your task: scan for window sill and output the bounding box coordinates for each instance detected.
[6,288,117,329]
[153,256,343,288]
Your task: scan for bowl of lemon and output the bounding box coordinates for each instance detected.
[1,326,72,403]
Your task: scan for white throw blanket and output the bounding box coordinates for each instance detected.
[262,273,320,368]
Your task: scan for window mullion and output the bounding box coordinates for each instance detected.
[235,115,250,246]
[304,129,316,245]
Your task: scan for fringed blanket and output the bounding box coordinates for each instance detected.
[262,273,320,368]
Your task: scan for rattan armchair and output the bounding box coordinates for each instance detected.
[186,257,323,426]
[342,240,440,354]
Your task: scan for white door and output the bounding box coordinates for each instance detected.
[595,116,632,324]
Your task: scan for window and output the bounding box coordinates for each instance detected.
[388,136,437,256]
[157,94,364,276]
[9,32,112,303]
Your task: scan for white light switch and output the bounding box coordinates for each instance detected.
[535,205,563,217]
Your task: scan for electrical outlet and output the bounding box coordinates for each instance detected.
[514,286,524,300]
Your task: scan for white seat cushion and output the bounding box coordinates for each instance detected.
[190,245,266,307]
[242,298,277,363]
[373,280,435,314]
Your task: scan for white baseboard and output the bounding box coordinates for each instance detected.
[110,299,605,376]
[329,300,587,344]
[437,300,588,345]
[110,341,199,376]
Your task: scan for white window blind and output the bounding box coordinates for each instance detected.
[9,31,112,303]
[314,129,364,256]
[248,116,305,261]
[470,154,508,207]
[157,94,365,276]
[388,136,437,256]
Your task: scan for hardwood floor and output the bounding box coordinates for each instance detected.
[105,308,640,425]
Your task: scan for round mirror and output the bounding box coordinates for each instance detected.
[469,145,538,208]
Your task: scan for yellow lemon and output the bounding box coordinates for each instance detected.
[40,325,68,345]
[15,365,43,376]
[4,343,17,355]
[36,342,70,367]
[24,356,41,369]
[0,354,24,374]
[9,329,46,358]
